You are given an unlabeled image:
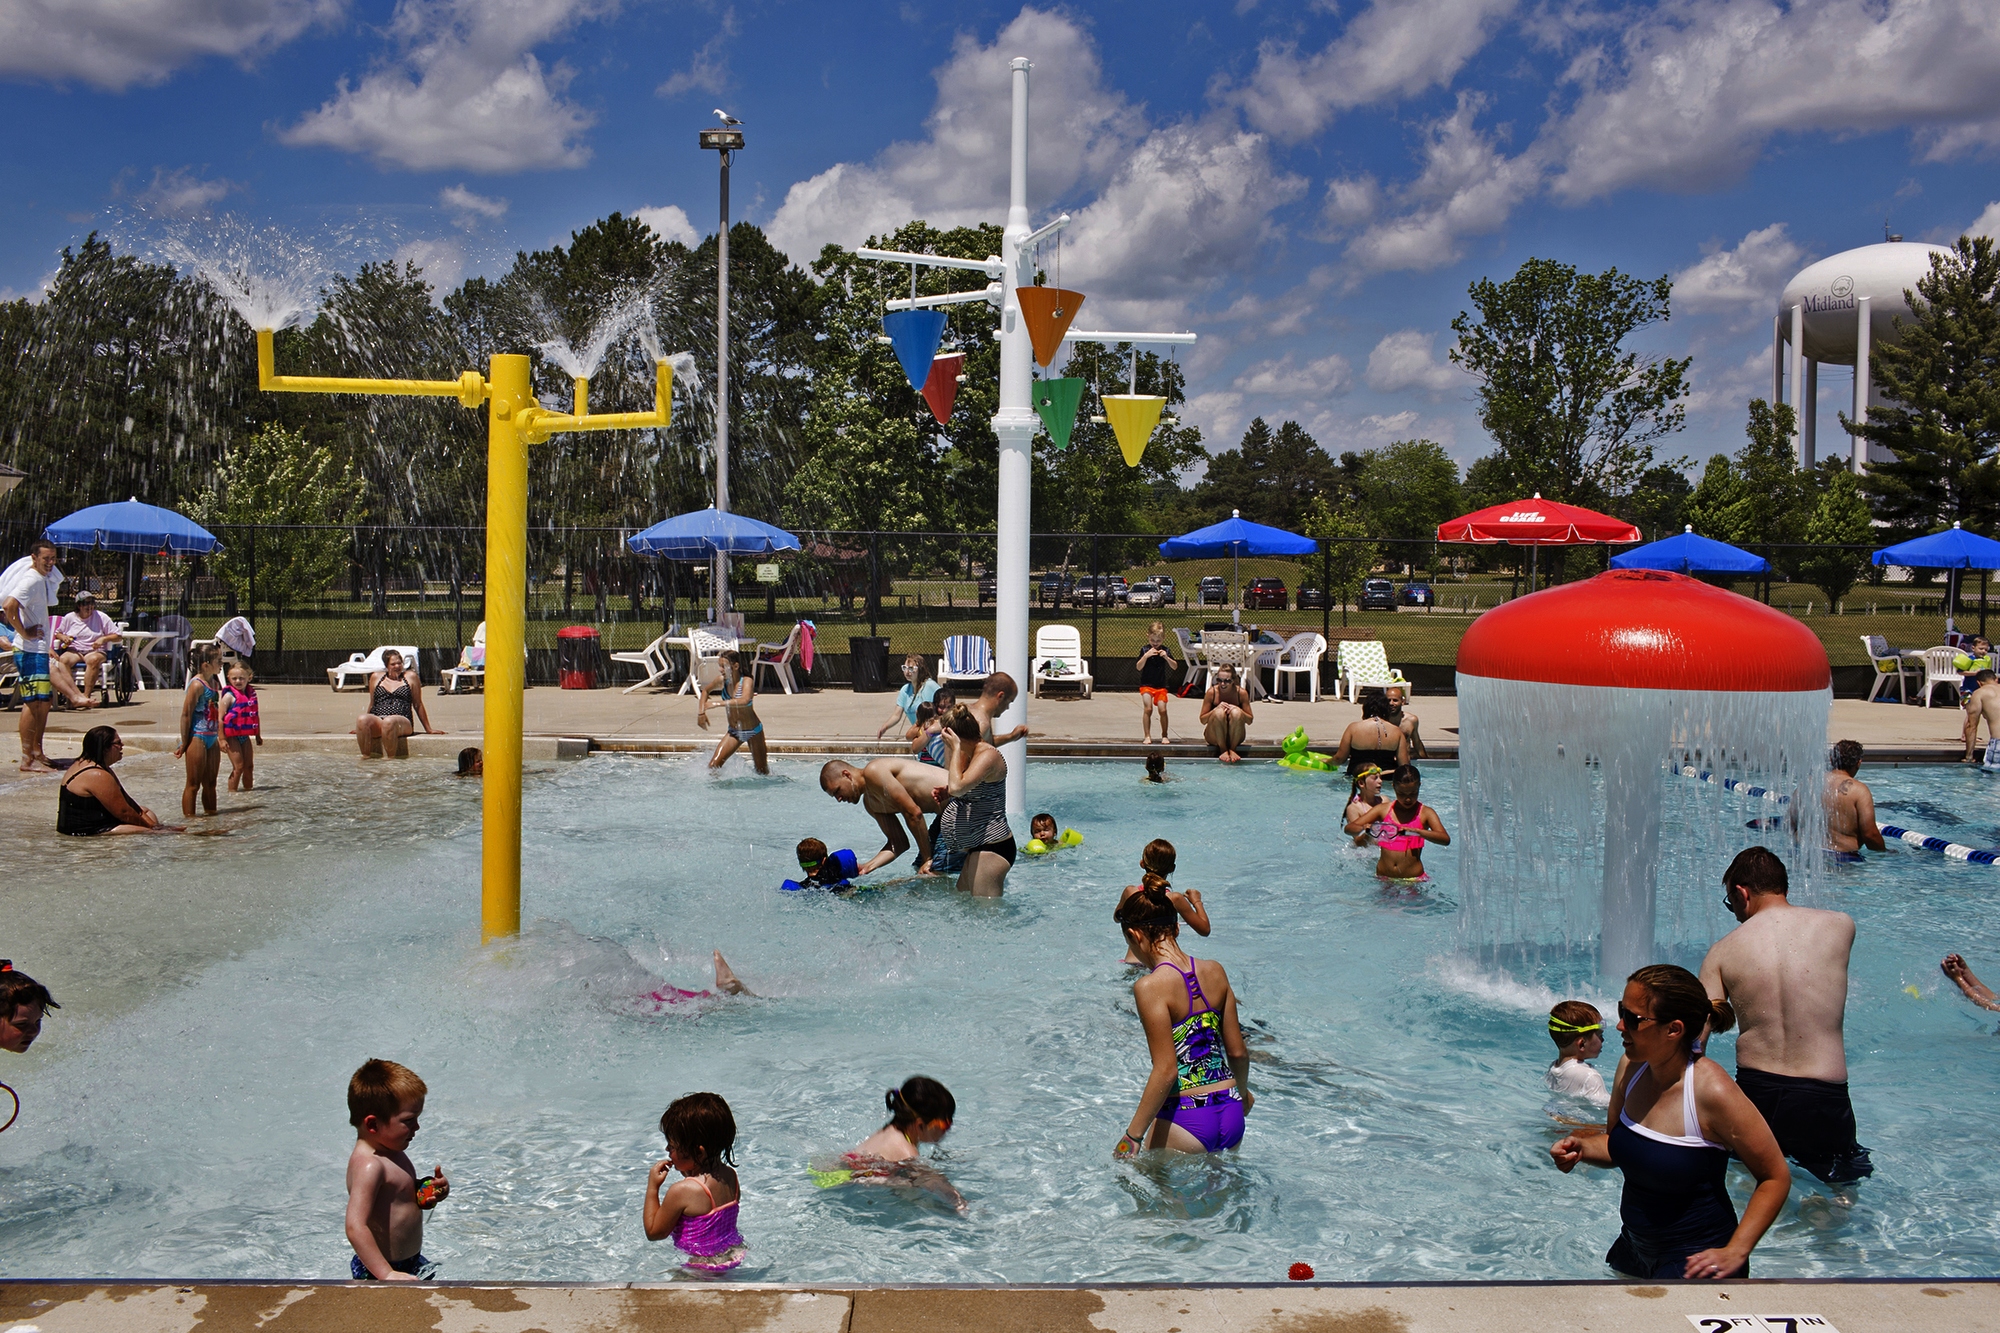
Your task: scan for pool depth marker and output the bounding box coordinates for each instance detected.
[851,58,1195,821]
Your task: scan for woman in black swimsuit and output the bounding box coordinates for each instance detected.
[58,727,181,835]
[355,650,442,758]
[1330,689,1409,779]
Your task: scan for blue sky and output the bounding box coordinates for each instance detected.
[4,0,1999,475]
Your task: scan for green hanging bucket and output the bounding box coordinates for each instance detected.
[1034,378,1086,451]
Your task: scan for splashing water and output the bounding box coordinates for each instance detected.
[149,215,363,332]
[536,288,656,379]
[1455,677,1831,988]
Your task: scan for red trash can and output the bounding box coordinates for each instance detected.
[557,625,600,689]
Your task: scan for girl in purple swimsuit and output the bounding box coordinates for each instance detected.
[1113,886,1253,1156]
[643,1092,748,1273]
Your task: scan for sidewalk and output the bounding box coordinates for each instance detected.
[22,681,1980,760]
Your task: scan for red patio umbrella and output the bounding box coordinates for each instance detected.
[1438,493,1640,594]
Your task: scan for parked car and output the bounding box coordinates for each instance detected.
[1197,576,1228,605]
[1126,580,1165,608]
[1154,575,1177,604]
[1296,586,1329,610]
[1359,577,1397,611]
[1037,572,1072,607]
[977,573,997,606]
[1072,575,1116,606]
[1244,577,1288,610]
[1399,581,1435,607]
[1108,575,1130,605]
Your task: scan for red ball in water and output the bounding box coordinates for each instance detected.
[1287,1262,1314,1281]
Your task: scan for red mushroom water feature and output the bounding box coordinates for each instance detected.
[1456,570,1832,983]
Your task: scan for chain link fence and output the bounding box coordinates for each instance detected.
[2,517,1982,691]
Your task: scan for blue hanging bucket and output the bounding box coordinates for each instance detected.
[882,309,948,393]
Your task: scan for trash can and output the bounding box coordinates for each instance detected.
[849,636,892,693]
[557,625,600,689]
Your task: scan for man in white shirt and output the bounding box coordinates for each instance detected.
[2,540,94,772]
[55,590,122,699]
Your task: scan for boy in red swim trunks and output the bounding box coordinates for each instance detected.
[1135,622,1177,743]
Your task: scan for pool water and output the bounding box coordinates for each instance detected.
[2,751,1998,1282]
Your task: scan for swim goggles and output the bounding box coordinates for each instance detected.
[1547,1016,1602,1035]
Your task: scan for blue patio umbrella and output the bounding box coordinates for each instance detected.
[1872,522,2000,627]
[1159,509,1318,610]
[44,497,222,621]
[1609,526,1768,575]
[626,507,800,559]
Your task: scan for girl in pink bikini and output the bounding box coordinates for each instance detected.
[1343,763,1450,884]
[643,1092,748,1273]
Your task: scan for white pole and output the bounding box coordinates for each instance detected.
[1771,314,1784,408]
[1852,296,1872,475]
[714,148,732,622]
[1800,300,1816,466]
[1802,358,1818,468]
[992,56,1035,823]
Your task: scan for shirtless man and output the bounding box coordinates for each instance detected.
[966,672,1030,747]
[1385,685,1426,760]
[1823,740,1884,862]
[820,756,948,875]
[1962,670,2000,763]
[1699,846,1872,1188]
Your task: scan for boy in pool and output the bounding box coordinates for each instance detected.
[1029,813,1058,845]
[794,837,859,889]
[1544,1000,1611,1118]
[0,961,57,1056]
[344,1059,449,1281]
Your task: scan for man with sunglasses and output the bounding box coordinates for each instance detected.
[1698,846,1872,1191]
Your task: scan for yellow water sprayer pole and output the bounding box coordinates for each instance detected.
[482,353,531,941]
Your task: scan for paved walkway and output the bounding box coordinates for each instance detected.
[21,682,1983,761]
[1,1278,1989,1332]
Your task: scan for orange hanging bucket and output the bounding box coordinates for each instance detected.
[1016,287,1084,367]
[1102,395,1166,467]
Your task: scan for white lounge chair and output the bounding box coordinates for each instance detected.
[1919,645,1962,708]
[1031,625,1093,698]
[1860,635,1908,704]
[939,634,993,686]
[329,644,420,691]
[442,623,489,694]
[611,629,676,694]
[751,623,803,695]
[1335,640,1406,701]
[1273,632,1327,701]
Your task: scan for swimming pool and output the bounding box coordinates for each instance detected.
[1,751,1997,1282]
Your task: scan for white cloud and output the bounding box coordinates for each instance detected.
[1322,176,1382,229]
[1340,95,1540,275]
[395,236,467,295]
[635,204,700,247]
[656,12,735,99]
[1228,0,1519,141]
[134,167,240,218]
[0,0,340,91]
[1357,409,1421,439]
[1364,330,1459,393]
[440,184,508,226]
[281,0,612,172]
[1232,352,1352,400]
[1182,389,1248,446]
[1970,202,2000,240]
[1669,223,1804,315]
[765,8,1144,264]
[1545,0,2000,202]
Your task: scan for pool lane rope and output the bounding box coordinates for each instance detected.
[1679,764,2000,865]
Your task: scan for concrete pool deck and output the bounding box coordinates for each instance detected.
[2,1278,1993,1332]
[15,683,1985,762]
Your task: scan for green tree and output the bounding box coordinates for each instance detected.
[1686,400,1804,551]
[187,423,365,654]
[1796,466,1875,611]
[1194,418,1339,529]
[1450,258,1691,504]
[1851,235,2000,535]
[1037,341,1206,544]
[1300,494,1376,626]
[1356,439,1460,573]
[1620,465,1693,541]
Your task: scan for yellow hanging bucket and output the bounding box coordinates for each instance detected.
[1101,395,1166,467]
[1017,287,1084,367]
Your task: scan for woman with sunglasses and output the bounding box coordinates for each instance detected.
[1199,665,1253,763]
[1551,964,1790,1280]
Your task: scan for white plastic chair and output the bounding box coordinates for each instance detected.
[1920,646,1962,708]
[1335,640,1406,701]
[1031,625,1093,698]
[1273,632,1327,701]
[328,644,420,691]
[611,629,676,694]
[1860,635,1907,704]
[1199,630,1250,695]
[678,627,734,696]
[441,622,489,695]
[156,614,191,687]
[751,622,803,695]
[939,634,993,686]
[1172,627,1204,693]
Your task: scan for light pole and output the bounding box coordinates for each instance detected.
[700,121,743,622]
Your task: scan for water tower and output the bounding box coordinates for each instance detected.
[1774,240,1950,472]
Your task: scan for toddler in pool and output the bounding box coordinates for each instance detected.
[1544,1000,1610,1120]
[643,1091,748,1273]
[812,1076,964,1211]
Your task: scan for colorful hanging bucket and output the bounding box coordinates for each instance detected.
[882,309,948,393]
[1016,287,1084,367]
[1034,378,1085,450]
[1102,395,1166,467]
[921,353,965,425]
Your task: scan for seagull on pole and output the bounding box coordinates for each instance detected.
[713,109,742,126]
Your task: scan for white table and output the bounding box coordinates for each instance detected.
[665,630,744,694]
[118,630,174,692]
